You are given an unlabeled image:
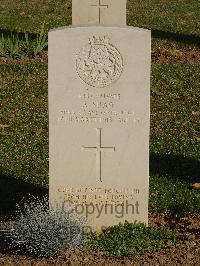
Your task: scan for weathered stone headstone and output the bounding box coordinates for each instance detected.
[72,0,126,26]
[49,0,151,231]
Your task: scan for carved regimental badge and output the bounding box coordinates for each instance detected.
[76,36,123,88]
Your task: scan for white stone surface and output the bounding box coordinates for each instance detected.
[49,26,151,230]
[72,0,127,26]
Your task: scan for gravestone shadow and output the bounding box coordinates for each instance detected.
[152,29,200,47]
[0,172,47,220]
[0,28,37,41]
[1,27,200,47]
[0,172,47,254]
[150,153,200,183]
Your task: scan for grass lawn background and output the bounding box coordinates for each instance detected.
[0,0,200,216]
[0,0,200,48]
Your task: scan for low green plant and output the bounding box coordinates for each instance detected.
[19,33,34,58]
[0,33,21,58]
[0,24,48,59]
[32,24,48,56]
[0,34,7,57]
[166,49,183,57]
[7,34,20,58]
[88,221,182,257]
[7,197,86,258]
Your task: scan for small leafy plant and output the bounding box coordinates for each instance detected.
[32,24,48,56]
[88,221,182,257]
[8,197,86,258]
[0,24,48,59]
[0,34,8,57]
[7,34,20,58]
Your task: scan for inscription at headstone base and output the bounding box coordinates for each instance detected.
[49,0,151,231]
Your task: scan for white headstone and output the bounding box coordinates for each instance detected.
[72,0,127,26]
[49,2,151,231]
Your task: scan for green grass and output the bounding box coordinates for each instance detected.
[0,63,199,215]
[0,0,199,48]
[128,0,200,35]
[150,64,200,160]
[0,64,48,186]
[0,0,71,34]
[0,64,48,213]
[88,221,182,257]
[128,0,200,48]
[150,64,200,214]
[150,175,200,216]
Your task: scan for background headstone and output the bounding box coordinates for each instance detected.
[72,0,127,26]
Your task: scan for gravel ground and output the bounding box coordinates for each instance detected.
[0,240,199,266]
[0,47,200,65]
[0,214,199,266]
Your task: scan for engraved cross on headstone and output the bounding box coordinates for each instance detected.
[82,128,115,182]
[91,0,109,24]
